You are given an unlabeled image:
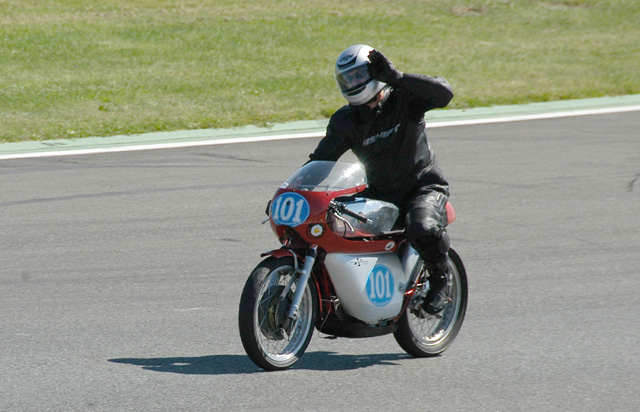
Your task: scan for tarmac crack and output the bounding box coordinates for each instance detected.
[629,174,639,192]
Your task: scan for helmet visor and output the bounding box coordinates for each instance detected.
[335,63,372,93]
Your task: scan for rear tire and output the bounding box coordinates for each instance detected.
[394,248,467,357]
[238,256,318,371]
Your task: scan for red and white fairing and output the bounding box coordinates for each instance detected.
[267,161,455,325]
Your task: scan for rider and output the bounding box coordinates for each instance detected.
[308,44,455,314]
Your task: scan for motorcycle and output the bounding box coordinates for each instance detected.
[238,161,467,371]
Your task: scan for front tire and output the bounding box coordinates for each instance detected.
[238,256,318,371]
[394,248,468,357]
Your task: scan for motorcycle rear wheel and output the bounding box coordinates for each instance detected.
[238,256,318,371]
[394,248,467,357]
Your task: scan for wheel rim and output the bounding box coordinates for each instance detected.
[407,257,462,348]
[253,265,313,364]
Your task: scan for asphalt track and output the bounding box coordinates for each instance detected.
[1,108,639,411]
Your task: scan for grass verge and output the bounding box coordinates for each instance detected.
[1,0,638,142]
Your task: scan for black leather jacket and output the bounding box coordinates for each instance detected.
[309,73,454,206]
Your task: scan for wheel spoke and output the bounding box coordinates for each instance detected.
[255,266,312,358]
[406,257,463,345]
[240,257,318,370]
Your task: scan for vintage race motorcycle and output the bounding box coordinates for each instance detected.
[238,161,467,371]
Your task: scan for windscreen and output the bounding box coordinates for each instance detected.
[281,161,366,192]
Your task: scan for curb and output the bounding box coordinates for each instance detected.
[2,94,639,159]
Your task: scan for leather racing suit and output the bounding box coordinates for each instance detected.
[308,73,454,289]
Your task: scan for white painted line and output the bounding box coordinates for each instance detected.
[427,105,640,128]
[0,131,323,160]
[1,104,639,160]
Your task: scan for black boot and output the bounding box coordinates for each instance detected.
[423,260,451,315]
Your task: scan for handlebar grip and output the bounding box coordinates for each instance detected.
[342,208,370,223]
[330,200,371,224]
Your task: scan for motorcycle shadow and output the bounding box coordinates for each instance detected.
[108,351,415,375]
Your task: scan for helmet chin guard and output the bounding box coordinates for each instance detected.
[335,44,386,106]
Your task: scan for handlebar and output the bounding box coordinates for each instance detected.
[329,200,372,224]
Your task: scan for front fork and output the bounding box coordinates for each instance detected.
[285,246,317,321]
[272,246,317,332]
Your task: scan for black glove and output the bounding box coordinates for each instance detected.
[368,49,403,87]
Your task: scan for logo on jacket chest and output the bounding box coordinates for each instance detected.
[362,124,400,146]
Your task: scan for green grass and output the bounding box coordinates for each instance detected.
[1,0,638,142]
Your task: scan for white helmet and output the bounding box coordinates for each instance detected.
[335,44,386,106]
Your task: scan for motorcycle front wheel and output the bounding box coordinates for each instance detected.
[394,248,468,357]
[238,256,318,371]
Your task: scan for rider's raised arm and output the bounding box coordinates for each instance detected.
[399,73,454,110]
[368,49,453,112]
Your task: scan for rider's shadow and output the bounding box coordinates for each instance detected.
[108,351,413,375]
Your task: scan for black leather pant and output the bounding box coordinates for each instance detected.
[403,190,450,267]
[343,186,451,269]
